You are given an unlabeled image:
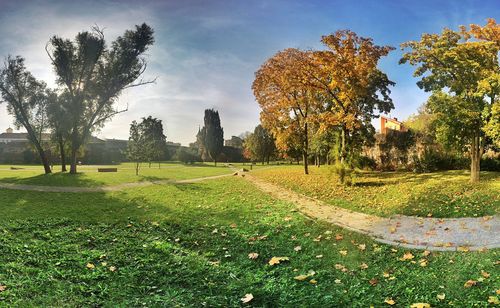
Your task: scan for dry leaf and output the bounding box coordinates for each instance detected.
[358,244,366,251]
[384,298,396,305]
[248,253,259,260]
[316,255,323,259]
[369,278,378,286]
[488,296,499,305]
[464,280,477,288]
[241,293,254,304]
[335,234,343,241]
[360,263,369,270]
[268,256,289,266]
[294,275,309,281]
[419,259,428,267]
[294,246,302,252]
[400,252,414,261]
[309,279,317,284]
[339,250,348,256]
[437,293,445,300]
[422,250,431,257]
[0,285,6,292]
[86,263,95,270]
[410,304,430,308]
[480,270,490,278]
[109,266,117,272]
[334,279,342,284]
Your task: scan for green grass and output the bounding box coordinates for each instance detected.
[252,165,500,218]
[0,162,232,187]
[0,177,498,306]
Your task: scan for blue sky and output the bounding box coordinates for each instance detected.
[0,0,498,145]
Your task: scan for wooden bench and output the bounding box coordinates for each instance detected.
[98,168,118,173]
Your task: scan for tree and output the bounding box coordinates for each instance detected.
[244,125,276,164]
[46,91,71,172]
[400,19,500,182]
[253,48,320,174]
[46,23,155,174]
[200,109,224,166]
[309,30,395,165]
[0,56,52,174]
[126,120,147,175]
[141,116,166,168]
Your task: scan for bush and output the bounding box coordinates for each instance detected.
[354,155,377,170]
[175,147,200,164]
[481,157,500,171]
[330,161,355,185]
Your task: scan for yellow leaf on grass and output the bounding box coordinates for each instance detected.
[294,246,302,252]
[0,285,6,292]
[358,244,366,251]
[268,256,289,266]
[335,234,343,241]
[294,275,309,281]
[437,293,446,300]
[248,253,259,260]
[241,293,254,303]
[488,296,499,305]
[309,279,317,284]
[109,266,117,272]
[410,304,430,308]
[339,250,348,256]
[384,298,396,305]
[422,250,431,257]
[419,259,428,267]
[480,270,490,278]
[86,263,95,270]
[360,263,369,270]
[400,252,414,261]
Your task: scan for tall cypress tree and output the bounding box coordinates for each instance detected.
[201,109,224,166]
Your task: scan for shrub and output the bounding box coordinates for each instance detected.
[330,161,355,185]
[481,157,500,171]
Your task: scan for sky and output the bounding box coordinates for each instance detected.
[0,0,498,145]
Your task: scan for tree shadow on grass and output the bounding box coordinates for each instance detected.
[0,172,106,188]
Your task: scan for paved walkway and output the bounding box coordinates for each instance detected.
[0,173,235,193]
[240,172,500,251]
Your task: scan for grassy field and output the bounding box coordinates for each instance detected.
[252,166,500,218]
[0,162,233,187]
[0,176,498,306]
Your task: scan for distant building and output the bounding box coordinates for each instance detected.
[380,116,407,134]
[224,136,244,148]
[0,127,50,143]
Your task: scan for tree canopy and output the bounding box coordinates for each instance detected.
[200,109,224,166]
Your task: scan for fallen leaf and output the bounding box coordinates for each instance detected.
[0,285,6,292]
[410,304,430,308]
[241,293,254,304]
[358,244,366,251]
[294,275,309,281]
[339,250,348,256]
[419,259,428,267]
[457,246,470,252]
[316,255,323,259]
[464,280,477,288]
[389,227,397,234]
[496,289,500,295]
[400,252,414,261]
[437,293,446,300]
[488,296,499,305]
[334,279,342,284]
[335,234,343,241]
[248,253,259,260]
[109,266,117,272]
[294,246,302,252]
[369,278,378,286]
[360,263,369,270]
[480,270,490,278]
[86,263,95,270]
[384,298,396,305]
[268,256,289,266]
[383,272,390,278]
[309,279,318,284]
[422,250,431,257]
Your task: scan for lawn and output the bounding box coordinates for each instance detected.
[0,162,233,187]
[0,176,498,306]
[252,165,500,218]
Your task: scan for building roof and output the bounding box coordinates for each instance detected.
[0,132,104,143]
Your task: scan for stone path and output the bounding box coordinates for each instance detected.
[0,173,234,193]
[239,172,500,251]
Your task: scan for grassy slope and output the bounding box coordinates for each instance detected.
[252,166,500,218]
[0,162,232,187]
[0,178,498,306]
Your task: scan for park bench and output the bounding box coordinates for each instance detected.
[98,168,118,172]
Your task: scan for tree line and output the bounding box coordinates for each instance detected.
[252,19,499,182]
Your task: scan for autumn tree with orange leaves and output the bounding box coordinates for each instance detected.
[253,31,395,174]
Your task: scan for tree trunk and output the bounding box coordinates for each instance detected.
[135,162,139,175]
[470,132,481,183]
[69,146,78,174]
[58,138,67,172]
[340,126,346,165]
[25,128,51,174]
[303,122,309,175]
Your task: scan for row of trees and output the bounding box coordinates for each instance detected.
[0,23,155,174]
[253,30,395,175]
[253,19,499,182]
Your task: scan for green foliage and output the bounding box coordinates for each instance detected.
[412,149,469,173]
[175,147,200,164]
[243,125,276,164]
[126,120,147,175]
[140,116,167,165]
[47,23,155,173]
[330,161,355,186]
